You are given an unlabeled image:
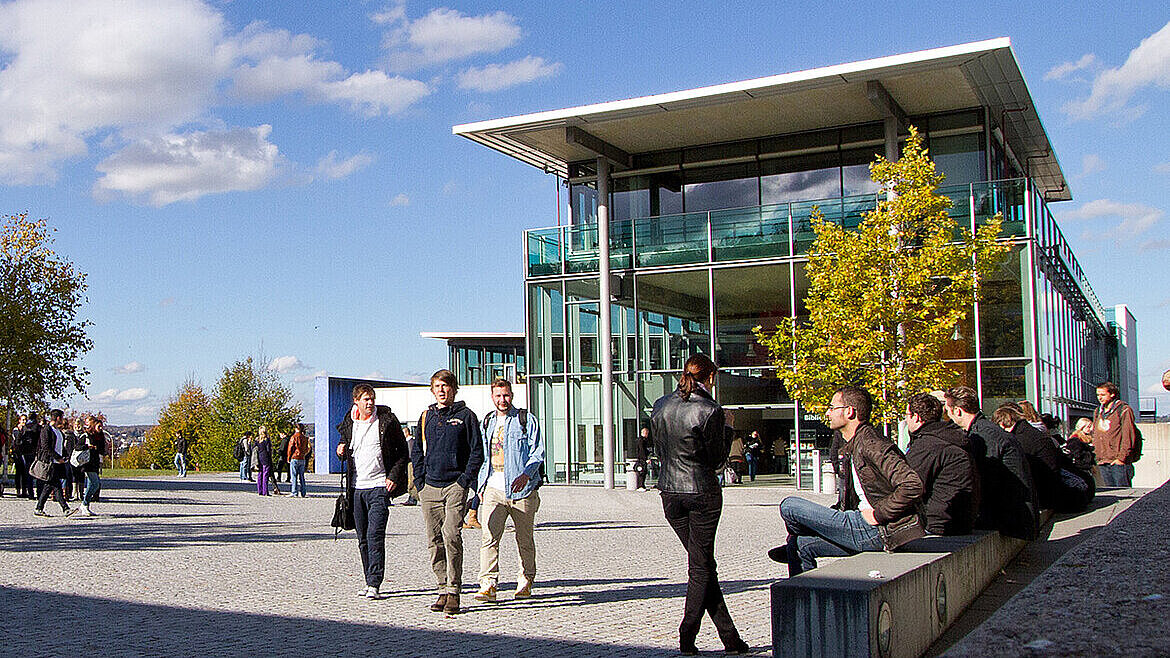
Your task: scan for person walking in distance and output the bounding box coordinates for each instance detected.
[336,384,409,599]
[33,409,75,517]
[287,423,311,497]
[173,430,188,477]
[412,370,483,616]
[275,430,291,483]
[238,432,255,481]
[634,425,652,491]
[473,378,545,603]
[77,415,106,516]
[651,355,751,655]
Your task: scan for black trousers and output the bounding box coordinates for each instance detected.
[36,464,68,511]
[353,487,390,588]
[661,491,741,645]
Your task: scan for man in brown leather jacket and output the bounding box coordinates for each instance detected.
[770,386,924,575]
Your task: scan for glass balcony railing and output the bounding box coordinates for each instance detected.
[524,178,1037,278]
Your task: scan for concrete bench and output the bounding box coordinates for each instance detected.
[770,523,1049,658]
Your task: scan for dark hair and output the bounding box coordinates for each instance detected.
[351,383,376,400]
[907,392,942,424]
[1096,381,1119,396]
[677,354,717,401]
[49,409,64,421]
[1016,400,1042,423]
[944,386,981,415]
[244,431,254,438]
[992,403,1023,428]
[835,386,872,424]
[430,369,459,392]
[1041,413,1060,432]
[490,377,512,391]
[295,423,304,433]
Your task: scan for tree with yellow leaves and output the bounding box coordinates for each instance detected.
[0,212,93,417]
[754,128,1007,423]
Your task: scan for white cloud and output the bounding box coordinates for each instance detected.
[1060,199,1164,238]
[1155,162,1170,173]
[457,56,562,92]
[1044,53,1097,81]
[384,8,521,71]
[363,370,387,380]
[315,151,374,180]
[91,388,120,404]
[268,355,308,373]
[1065,21,1170,119]
[115,388,150,401]
[115,361,145,374]
[0,1,427,186]
[293,369,327,384]
[132,404,160,417]
[93,125,280,206]
[159,297,176,307]
[1078,154,1106,178]
[390,193,410,206]
[369,3,406,26]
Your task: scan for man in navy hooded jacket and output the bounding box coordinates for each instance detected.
[412,369,483,616]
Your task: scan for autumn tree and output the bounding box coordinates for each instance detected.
[202,357,301,470]
[754,128,1007,423]
[0,213,93,419]
[140,379,214,469]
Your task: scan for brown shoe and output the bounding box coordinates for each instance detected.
[443,593,460,615]
[430,594,447,612]
[463,509,481,529]
[474,585,497,602]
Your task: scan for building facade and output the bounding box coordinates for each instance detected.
[455,39,1133,486]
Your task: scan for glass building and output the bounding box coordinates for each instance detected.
[455,39,1132,486]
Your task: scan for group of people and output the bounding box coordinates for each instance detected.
[0,410,107,517]
[649,353,1141,654]
[235,424,313,497]
[335,371,545,617]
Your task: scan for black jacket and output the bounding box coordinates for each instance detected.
[967,415,1040,540]
[837,424,926,550]
[411,401,482,490]
[1010,422,1066,510]
[17,423,40,456]
[36,425,65,463]
[80,431,107,473]
[650,387,728,495]
[906,421,980,535]
[338,405,410,497]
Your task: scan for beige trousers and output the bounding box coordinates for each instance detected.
[420,482,467,594]
[478,486,540,589]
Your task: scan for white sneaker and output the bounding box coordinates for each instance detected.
[365,586,380,600]
[77,505,92,516]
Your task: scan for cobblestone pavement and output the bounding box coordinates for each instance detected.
[0,474,831,657]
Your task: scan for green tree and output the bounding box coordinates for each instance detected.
[754,127,1008,423]
[141,379,213,469]
[203,357,301,470]
[0,213,93,416]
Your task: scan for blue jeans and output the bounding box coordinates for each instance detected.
[745,454,756,481]
[354,487,390,588]
[290,459,307,497]
[1098,463,1133,487]
[83,472,100,505]
[174,453,186,476]
[239,460,250,480]
[780,496,883,575]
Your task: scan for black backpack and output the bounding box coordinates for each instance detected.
[482,409,545,485]
[233,440,246,462]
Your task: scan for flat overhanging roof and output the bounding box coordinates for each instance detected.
[420,332,524,340]
[453,38,1070,201]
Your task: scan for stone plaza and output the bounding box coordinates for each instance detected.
[0,474,820,656]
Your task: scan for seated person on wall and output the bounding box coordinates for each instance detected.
[943,387,1039,540]
[994,403,1093,513]
[904,393,980,536]
[769,386,925,576]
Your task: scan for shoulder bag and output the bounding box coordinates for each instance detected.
[330,464,355,537]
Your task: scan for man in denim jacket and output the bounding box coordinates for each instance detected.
[473,378,545,602]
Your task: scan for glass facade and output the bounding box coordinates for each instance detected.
[526,110,1116,484]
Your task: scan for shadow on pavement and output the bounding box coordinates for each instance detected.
[0,518,368,552]
[0,586,676,657]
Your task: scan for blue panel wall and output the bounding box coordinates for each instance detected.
[313,376,402,474]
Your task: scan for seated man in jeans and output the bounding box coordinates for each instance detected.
[769,386,924,575]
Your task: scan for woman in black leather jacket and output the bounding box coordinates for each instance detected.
[650,354,750,655]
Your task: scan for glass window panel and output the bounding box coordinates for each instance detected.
[758,128,838,157]
[571,182,597,224]
[653,172,684,216]
[714,264,792,367]
[529,377,566,482]
[636,270,711,371]
[760,151,841,204]
[683,162,760,212]
[716,369,790,405]
[841,146,882,196]
[611,175,652,222]
[979,247,1026,358]
[981,359,1032,414]
[930,133,986,186]
[528,282,564,375]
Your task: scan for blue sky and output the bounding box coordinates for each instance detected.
[2,0,1168,423]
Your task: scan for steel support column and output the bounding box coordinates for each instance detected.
[597,157,615,489]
